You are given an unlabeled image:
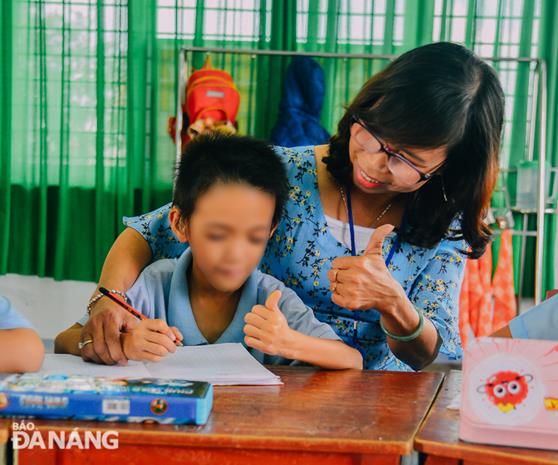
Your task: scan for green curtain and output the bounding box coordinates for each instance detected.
[1,0,556,296]
[2,0,159,281]
[536,0,558,294]
[430,0,557,298]
[0,1,13,273]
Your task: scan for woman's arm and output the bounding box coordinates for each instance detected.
[0,329,45,372]
[80,228,152,365]
[328,225,460,370]
[82,203,186,365]
[397,241,465,368]
[94,228,153,297]
[379,291,442,370]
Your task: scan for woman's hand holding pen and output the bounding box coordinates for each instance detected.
[81,300,139,365]
[121,319,183,362]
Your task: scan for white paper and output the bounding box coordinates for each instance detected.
[39,354,151,378]
[145,343,282,385]
[447,382,462,410]
[38,344,281,386]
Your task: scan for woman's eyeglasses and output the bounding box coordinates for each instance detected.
[350,115,441,185]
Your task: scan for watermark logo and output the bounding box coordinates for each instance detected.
[11,421,119,450]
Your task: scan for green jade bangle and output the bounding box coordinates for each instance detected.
[380,307,425,342]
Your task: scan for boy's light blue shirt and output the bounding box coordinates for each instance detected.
[79,248,340,364]
[509,294,558,341]
[0,296,34,330]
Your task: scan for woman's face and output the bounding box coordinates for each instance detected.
[348,121,447,195]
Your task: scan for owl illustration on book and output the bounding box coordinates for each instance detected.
[477,370,533,413]
[465,338,558,426]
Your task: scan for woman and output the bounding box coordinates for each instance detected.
[79,42,504,370]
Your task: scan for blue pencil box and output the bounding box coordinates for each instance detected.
[0,373,213,425]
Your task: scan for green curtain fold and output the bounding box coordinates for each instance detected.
[0,0,13,272]
[0,0,556,295]
[537,0,558,293]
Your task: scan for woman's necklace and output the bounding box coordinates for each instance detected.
[338,185,393,228]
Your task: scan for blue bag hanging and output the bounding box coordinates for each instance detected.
[271,56,330,147]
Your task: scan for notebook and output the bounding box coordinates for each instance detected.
[459,337,558,450]
[39,343,282,386]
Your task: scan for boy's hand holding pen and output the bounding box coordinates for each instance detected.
[99,287,184,362]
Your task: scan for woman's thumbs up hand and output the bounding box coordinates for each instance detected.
[327,224,405,311]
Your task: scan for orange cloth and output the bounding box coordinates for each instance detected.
[459,229,517,348]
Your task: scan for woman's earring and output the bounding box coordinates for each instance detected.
[441,177,448,203]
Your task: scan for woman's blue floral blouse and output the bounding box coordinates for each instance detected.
[124,145,465,370]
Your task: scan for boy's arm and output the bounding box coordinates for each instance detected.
[54,323,85,356]
[279,331,362,369]
[0,329,45,372]
[244,290,363,370]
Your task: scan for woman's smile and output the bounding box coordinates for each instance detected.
[353,160,388,190]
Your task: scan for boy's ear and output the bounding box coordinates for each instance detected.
[169,207,189,243]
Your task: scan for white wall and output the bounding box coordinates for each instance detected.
[0,274,96,340]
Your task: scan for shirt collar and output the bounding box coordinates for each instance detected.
[166,247,259,346]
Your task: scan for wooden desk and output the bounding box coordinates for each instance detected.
[0,420,11,465]
[14,367,443,465]
[415,370,558,465]
[0,420,8,445]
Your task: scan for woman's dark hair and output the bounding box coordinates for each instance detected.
[325,42,504,258]
[173,133,289,227]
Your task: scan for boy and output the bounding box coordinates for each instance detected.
[56,135,362,369]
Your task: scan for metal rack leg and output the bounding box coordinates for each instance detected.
[517,214,529,314]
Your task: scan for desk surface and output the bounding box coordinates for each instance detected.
[0,420,8,445]
[415,370,558,465]
[25,367,442,456]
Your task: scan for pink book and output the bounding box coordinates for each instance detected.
[460,337,558,450]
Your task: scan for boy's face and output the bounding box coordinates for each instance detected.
[170,183,276,293]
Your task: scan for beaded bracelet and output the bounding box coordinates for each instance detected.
[379,307,425,342]
[87,289,128,315]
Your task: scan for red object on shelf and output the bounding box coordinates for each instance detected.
[168,56,240,147]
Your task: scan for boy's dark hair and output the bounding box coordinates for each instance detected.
[173,133,289,227]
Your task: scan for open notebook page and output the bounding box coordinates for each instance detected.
[38,344,281,385]
[145,343,282,385]
[39,354,151,378]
